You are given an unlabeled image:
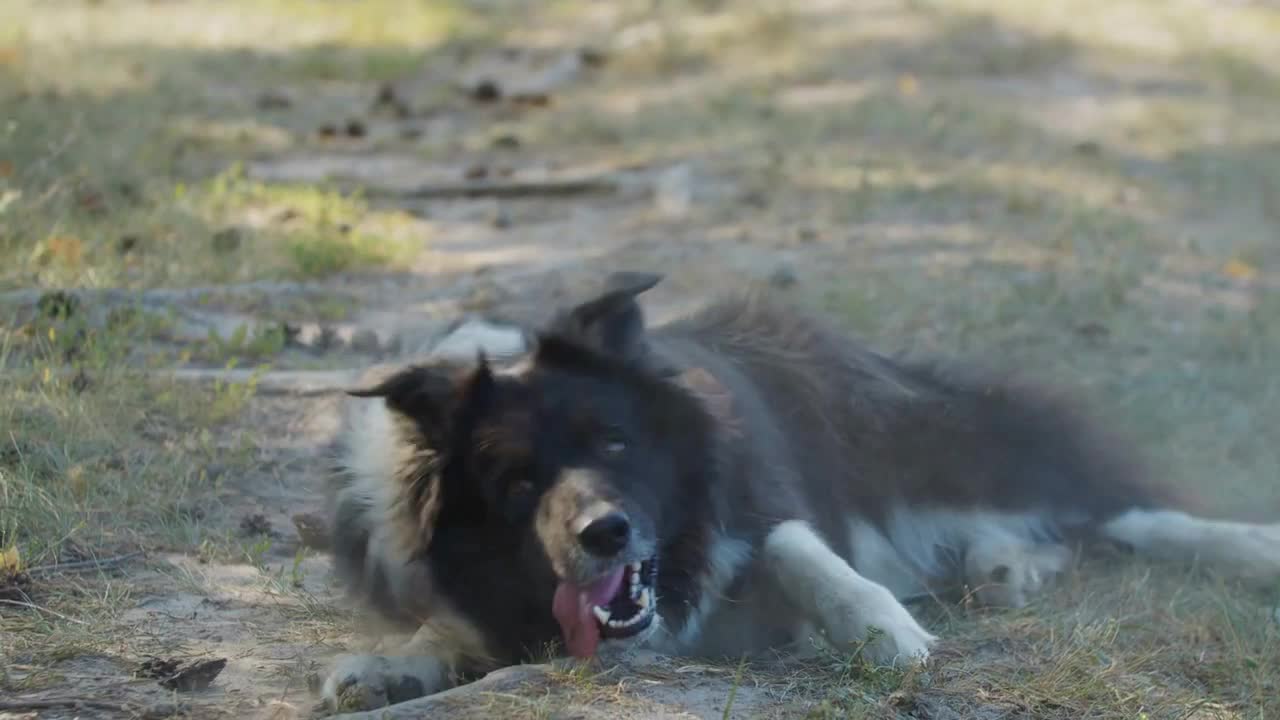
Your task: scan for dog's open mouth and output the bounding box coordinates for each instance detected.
[551,557,658,658]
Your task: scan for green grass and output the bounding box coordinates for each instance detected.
[2,0,1280,716]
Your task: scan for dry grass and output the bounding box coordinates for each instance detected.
[2,0,1279,716]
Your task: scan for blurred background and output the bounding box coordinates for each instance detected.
[2,1,1278,718]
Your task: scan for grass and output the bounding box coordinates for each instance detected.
[3,0,1280,716]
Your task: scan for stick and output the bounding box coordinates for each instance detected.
[329,664,554,720]
[0,282,323,306]
[26,551,145,577]
[0,598,89,625]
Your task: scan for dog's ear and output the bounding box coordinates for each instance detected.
[549,271,663,365]
[346,357,495,552]
[347,355,495,448]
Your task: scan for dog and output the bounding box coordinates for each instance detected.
[320,271,1280,711]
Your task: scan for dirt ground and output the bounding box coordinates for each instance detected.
[2,1,1279,718]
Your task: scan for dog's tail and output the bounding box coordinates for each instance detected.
[1098,507,1280,580]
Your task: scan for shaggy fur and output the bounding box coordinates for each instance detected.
[321,272,1280,711]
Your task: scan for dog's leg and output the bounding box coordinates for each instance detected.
[321,623,478,712]
[763,520,935,666]
[322,652,450,712]
[1100,509,1280,580]
[964,535,1072,608]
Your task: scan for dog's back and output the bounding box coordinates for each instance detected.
[645,290,1268,614]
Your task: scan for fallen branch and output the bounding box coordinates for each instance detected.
[26,551,146,577]
[0,699,131,713]
[168,368,357,396]
[0,281,323,307]
[329,664,554,720]
[386,175,618,199]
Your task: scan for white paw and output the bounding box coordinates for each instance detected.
[965,542,1071,609]
[823,586,937,667]
[321,654,448,712]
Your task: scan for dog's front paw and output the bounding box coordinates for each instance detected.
[321,654,448,712]
[859,610,935,667]
[824,586,937,668]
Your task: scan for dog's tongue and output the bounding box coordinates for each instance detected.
[551,567,625,658]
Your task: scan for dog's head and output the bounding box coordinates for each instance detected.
[348,273,715,660]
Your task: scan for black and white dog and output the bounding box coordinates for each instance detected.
[321,272,1280,710]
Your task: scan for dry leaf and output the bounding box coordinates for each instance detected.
[1224,258,1258,281]
[0,545,21,574]
[46,235,85,266]
[898,73,920,97]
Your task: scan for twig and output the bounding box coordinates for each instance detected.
[0,698,181,718]
[26,551,145,577]
[0,598,89,625]
[387,175,618,199]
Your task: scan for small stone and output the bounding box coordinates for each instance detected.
[492,208,512,229]
[118,234,140,254]
[344,119,367,138]
[1074,140,1102,156]
[373,82,398,108]
[256,90,293,110]
[349,329,382,354]
[469,79,501,102]
[239,513,273,537]
[769,264,798,289]
[211,227,243,254]
[491,133,521,149]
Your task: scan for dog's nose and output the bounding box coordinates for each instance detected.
[578,512,630,557]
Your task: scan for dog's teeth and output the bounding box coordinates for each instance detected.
[608,619,625,628]
[592,606,611,624]
[630,572,641,587]
[638,588,650,609]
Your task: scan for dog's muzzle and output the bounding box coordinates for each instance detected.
[551,509,659,658]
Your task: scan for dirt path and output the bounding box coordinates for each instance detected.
[5,0,1280,718]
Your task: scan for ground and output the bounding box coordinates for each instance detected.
[2,0,1279,718]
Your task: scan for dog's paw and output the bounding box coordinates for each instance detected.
[321,654,447,712]
[965,541,1071,609]
[823,586,937,668]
